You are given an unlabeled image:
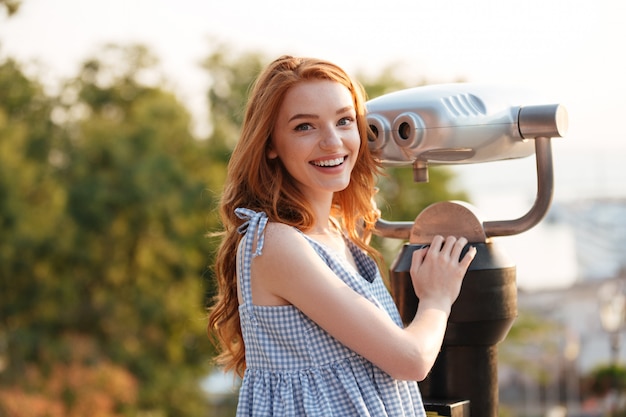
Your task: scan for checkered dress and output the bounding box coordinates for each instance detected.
[234,208,425,417]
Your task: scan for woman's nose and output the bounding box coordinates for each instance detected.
[320,126,342,149]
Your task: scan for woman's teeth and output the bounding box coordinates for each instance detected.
[312,157,344,167]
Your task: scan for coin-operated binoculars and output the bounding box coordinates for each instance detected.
[367,84,568,417]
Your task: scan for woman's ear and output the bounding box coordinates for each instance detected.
[266,142,278,159]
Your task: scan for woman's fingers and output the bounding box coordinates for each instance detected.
[411,245,428,268]
[449,237,464,261]
[460,244,477,268]
[425,236,476,264]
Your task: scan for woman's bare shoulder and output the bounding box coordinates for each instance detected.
[249,222,319,305]
[261,222,310,255]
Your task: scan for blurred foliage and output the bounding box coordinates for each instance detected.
[584,363,626,395]
[0,37,468,415]
[0,0,21,17]
[0,334,137,417]
[581,364,626,417]
[200,40,266,153]
[0,44,217,415]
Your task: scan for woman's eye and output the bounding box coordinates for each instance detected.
[338,117,354,126]
[295,123,312,131]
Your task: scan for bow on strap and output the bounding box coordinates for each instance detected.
[235,208,268,257]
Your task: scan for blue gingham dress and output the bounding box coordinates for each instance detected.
[234,208,425,417]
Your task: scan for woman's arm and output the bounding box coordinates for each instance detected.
[250,223,476,381]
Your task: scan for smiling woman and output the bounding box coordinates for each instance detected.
[207,55,476,416]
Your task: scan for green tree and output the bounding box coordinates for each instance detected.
[201,41,266,151]
[0,56,68,369]
[585,363,626,395]
[0,45,218,415]
[0,55,141,416]
[57,44,215,415]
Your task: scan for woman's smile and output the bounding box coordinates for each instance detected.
[310,155,347,168]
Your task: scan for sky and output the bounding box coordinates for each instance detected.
[1,0,625,290]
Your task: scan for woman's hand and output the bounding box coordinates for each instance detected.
[409,235,476,313]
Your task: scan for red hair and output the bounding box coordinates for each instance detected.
[208,56,381,376]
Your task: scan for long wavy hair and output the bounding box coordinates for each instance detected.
[208,56,381,376]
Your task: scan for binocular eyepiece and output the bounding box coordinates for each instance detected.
[366,83,568,181]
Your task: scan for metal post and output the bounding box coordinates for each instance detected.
[390,233,517,417]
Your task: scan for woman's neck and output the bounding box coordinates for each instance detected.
[307,194,335,235]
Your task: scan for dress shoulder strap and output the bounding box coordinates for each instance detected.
[235,208,269,310]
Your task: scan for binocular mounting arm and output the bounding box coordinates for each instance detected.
[374,136,555,240]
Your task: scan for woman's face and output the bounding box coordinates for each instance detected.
[268,80,361,203]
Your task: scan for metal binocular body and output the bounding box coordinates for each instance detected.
[367,83,568,417]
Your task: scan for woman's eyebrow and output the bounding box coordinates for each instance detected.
[288,106,354,123]
[288,113,318,123]
[336,106,354,115]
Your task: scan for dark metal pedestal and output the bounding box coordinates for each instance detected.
[390,242,517,417]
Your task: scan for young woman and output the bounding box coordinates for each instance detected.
[208,56,476,416]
